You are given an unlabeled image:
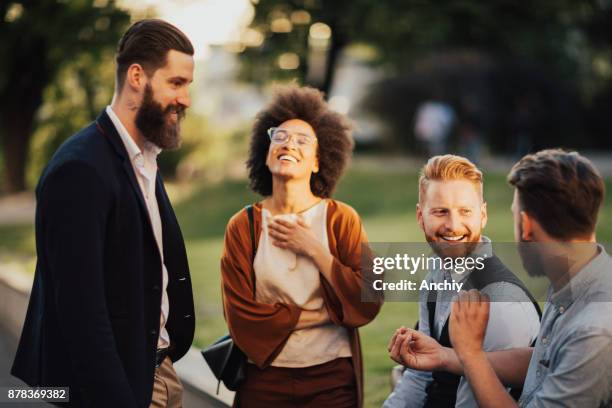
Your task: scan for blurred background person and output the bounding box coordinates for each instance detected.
[414,101,456,157]
[457,97,483,164]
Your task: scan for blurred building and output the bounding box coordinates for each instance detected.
[327,46,386,146]
[191,46,264,131]
[192,44,386,148]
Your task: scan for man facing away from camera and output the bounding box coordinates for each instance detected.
[384,154,541,408]
[12,19,196,407]
[389,149,612,407]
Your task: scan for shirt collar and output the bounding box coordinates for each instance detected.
[550,244,610,310]
[441,236,493,282]
[472,235,493,258]
[105,106,162,162]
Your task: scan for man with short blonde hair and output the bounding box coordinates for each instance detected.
[385,155,540,408]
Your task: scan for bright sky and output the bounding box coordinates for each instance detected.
[117,0,255,59]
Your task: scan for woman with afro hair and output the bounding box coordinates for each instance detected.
[220,85,382,407]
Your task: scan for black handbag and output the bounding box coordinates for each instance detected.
[201,204,257,393]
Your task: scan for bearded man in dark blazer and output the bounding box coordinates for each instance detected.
[12,19,196,408]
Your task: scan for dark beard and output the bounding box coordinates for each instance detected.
[517,222,570,279]
[517,241,548,278]
[135,84,185,150]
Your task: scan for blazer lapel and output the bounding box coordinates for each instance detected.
[95,110,155,237]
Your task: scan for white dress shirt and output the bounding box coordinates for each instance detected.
[106,106,170,349]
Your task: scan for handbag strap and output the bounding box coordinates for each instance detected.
[246,204,256,300]
[214,205,256,395]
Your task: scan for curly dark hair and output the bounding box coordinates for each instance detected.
[246,85,354,198]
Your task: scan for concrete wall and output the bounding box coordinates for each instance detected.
[0,264,233,408]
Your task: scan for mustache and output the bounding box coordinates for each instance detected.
[165,104,186,119]
[436,229,471,237]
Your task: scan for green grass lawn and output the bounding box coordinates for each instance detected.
[173,168,612,407]
[1,167,611,407]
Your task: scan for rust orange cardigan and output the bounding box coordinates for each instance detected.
[220,199,383,407]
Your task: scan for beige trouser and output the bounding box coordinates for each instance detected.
[150,356,183,408]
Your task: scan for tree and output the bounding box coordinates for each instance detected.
[238,0,359,95]
[241,0,597,90]
[0,0,130,192]
[241,0,612,151]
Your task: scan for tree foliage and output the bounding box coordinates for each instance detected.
[241,0,612,151]
[0,0,130,192]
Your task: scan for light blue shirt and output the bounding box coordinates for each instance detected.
[519,245,612,407]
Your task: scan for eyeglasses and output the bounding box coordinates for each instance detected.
[267,127,316,146]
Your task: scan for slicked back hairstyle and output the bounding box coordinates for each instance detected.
[246,85,354,198]
[419,154,484,203]
[508,149,605,239]
[115,19,194,90]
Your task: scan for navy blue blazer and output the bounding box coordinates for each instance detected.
[11,110,195,407]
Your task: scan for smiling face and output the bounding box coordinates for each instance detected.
[265,118,319,183]
[417,179,487,258]
[135,49,194,149]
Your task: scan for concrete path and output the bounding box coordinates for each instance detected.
[0,264,229,408]
[0,325,225,407]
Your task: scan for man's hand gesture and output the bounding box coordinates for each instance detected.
[449,289,490,362]
[388,326,449,371]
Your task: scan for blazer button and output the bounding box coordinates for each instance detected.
[150,329,157,336]
[153,285,160,292]
[184,314,192,319]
